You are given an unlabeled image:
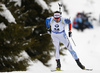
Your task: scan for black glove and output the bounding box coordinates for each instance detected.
[68,31,72,37]
[47,28,51,34]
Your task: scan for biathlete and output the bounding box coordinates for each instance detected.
[46,11,85,71]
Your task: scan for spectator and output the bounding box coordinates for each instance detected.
[73,12,93,31]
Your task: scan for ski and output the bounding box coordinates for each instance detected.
[84,68,93,71]
[51,70,63,72]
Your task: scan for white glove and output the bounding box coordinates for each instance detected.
[47,28,51,34]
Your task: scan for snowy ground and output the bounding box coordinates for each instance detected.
[48,24,100,73]
[3,23,100,73]
[1,0,100,73]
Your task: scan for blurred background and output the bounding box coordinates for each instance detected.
[0,0,100,72]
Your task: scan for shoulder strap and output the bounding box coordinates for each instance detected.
[61,18,65,27]
[49,17,54,26]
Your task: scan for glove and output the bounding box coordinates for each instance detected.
[47,31,51,34]
[47,28,51,34]
[68,31,72,37]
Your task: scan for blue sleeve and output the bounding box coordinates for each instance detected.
[64,19,71,24]
[46,17,51,28]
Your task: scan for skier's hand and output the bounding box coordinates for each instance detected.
[47,28,51,34]
[47,31,51,34]
[68,31,72,37]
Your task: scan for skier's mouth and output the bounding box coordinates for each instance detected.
[54,17,60,19]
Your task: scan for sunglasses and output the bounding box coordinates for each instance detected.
[54,17,60,19]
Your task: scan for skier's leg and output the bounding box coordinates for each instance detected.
[51,33,61,69]
[67,44,78,60]
[51,33,60,59]
[56,59,61,70]
[67,42,85,69]
[59,33,85,69]
[54,41,60,60]
[58,33,78,60]
[75,59,85,69]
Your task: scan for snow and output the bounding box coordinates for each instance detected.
[0,22,6,30]
[4,26,100,72]
[10,0,21,6]
[35,0,49,9]
[3,60,51,73]
[0,4,16,30]
[1,0,100,73]
[1,27,100,73]
[0,4,16,23]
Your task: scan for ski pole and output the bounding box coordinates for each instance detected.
[40,33,50,36]
[71,37,76,46]
[58,3,62,12]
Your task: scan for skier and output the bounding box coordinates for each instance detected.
[46,11,85,71]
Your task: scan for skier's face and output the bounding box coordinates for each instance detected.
[54,17,60,23]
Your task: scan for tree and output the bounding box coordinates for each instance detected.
[0,1,33,71]
[0,23,33,71]
[0,0,66,71]
[20,0,54,66]
[0,0,54,71]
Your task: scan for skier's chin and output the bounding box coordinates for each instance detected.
[56,20,60,23]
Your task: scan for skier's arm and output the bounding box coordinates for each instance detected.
[46,17,51,34]
[64,19,71,31]
[46,18,50,29]
[64,19,72,37]
[69,23,71,31]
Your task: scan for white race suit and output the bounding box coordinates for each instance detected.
[46,17,79,60]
